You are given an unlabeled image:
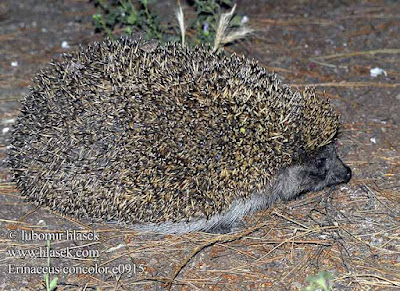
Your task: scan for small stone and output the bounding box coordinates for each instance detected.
[61,41,70,49]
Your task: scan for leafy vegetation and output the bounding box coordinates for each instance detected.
[44,240,58,291]
[91,0,247,45]
[302,271,334,291]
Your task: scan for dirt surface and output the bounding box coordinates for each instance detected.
[0,0,399,290]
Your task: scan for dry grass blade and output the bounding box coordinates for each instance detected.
[291,82,400,88]
[213,4,253,53]
[213,4,236,52]
[315,49,400,60]
[221,26,254,46]
[337,273,400,287]
[175,1,185,46]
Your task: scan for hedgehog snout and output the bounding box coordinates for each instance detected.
[339,164,352,184]
[331,159,352,185]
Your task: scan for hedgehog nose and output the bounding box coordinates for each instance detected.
[344,165,352,183]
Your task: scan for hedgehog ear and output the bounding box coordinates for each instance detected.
[322,142,336,154]
[295,147,309,163]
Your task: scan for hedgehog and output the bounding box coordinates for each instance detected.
[8,36,351,234]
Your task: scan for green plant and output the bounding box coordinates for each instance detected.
[190,0,242,44]
[91,0,250,46]
[93,0,163,40]
[302,271,334,291]
[44,240,58,291]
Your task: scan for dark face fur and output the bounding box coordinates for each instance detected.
[273,143,351,202]
[298,143,351,192]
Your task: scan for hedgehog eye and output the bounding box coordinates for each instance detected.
[316,158,326,169]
